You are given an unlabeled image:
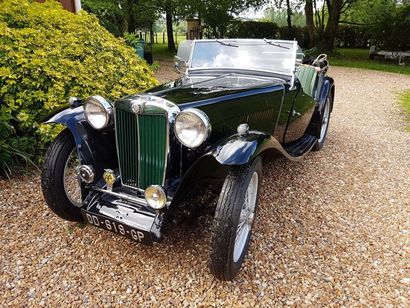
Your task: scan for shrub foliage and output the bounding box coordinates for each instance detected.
[0,0,157,176]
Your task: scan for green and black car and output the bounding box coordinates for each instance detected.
[41,39,334,280]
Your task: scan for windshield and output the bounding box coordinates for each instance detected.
[190,40,297,75]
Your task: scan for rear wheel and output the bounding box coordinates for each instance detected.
[209,157,262,281]
[41,128,83,221]
[313,95,332,151]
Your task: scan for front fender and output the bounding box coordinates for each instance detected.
[44,107,117,175]
[45,106,85,146]
[210,131,307,166]
[211,132,268,165]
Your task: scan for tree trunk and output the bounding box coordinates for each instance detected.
[286,0,292,29]
[305,0,315,48]
[165,8,176,51]
[316,0,343,52]
[125,0,136,34]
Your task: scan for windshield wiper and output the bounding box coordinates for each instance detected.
[215,40,239,47]
[263,38,290,50]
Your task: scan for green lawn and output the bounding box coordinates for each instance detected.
[331,48,410,75]
[399,91,410,131]
[152,43,176,59]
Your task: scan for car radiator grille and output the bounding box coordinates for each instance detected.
[115,108,167,189]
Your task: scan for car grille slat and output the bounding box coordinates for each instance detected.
[138,114,167,189]
[115,108,167,190]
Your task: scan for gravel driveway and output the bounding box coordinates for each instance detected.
[1,67,410,306]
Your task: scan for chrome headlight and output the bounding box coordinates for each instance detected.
[174,108,211,148]
[84,95,112,130]
[145,185,167,210]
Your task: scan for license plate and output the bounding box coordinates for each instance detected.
[82,211,153,245]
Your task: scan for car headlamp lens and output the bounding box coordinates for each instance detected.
[174,108,211,148]
[84,95,112,130]
[145,185,167,210]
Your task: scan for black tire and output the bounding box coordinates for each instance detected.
[209,157,262,281]
[41,128,83,222]
[313,95,332,151]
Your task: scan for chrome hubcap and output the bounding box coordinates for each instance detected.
[63,148,82,207]
[233,171,258,262]
[319,98,330,143]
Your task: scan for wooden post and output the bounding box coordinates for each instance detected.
[162,32,165,44]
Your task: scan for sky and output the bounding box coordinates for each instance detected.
[239,6,268,19]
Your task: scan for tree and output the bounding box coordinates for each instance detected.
[82,0,157,36]
[189,0,268,38]
[262,3,305,28]
[304,0,315,47]
[305,0,357,51]
[139,0,193,51]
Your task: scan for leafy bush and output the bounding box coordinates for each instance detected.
[225,21,309,47]
[336,25,373,49]
[0,0,157,176]
[372,5,410,51]
[278,26,308,47]
[335,6,410,50]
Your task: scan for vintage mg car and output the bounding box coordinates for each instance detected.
[41,39,334,280]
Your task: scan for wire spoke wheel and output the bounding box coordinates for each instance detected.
[319,97,331,143]
[209,157,262,281]
[233,171,258,262]
[63,148,82,206]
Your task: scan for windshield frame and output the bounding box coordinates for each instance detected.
[187,39,299,78]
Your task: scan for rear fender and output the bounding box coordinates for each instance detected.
[307,76,335,137]
[318,77,334,111]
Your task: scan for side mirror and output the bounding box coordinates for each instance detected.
[174,56,187,74]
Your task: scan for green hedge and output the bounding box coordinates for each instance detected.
[224,18,410,51]
[0,0,157,177]
[226,21,280,39]
[336,25,372,48]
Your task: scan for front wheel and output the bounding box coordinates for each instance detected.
[209,157,262,281]
[41,128,83,222]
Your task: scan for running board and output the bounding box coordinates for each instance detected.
[284,135,317,157]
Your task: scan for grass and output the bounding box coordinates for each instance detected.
[151,43,176,60]
[399,91,410,131]
[331,48,410,75]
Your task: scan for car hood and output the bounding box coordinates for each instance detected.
[145,74,286,106]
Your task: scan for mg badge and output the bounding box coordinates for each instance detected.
[131,100,144,114]
[103,169,116,191]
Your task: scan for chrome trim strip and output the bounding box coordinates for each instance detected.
[137,110,140,186]
[93,187,148,206]
[93,186,172,206]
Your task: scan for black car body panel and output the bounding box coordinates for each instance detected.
[43,39,334,245]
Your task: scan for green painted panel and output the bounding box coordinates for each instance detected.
[115,108,167,189]
[138,115,167,189]
[115,108,139,187]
